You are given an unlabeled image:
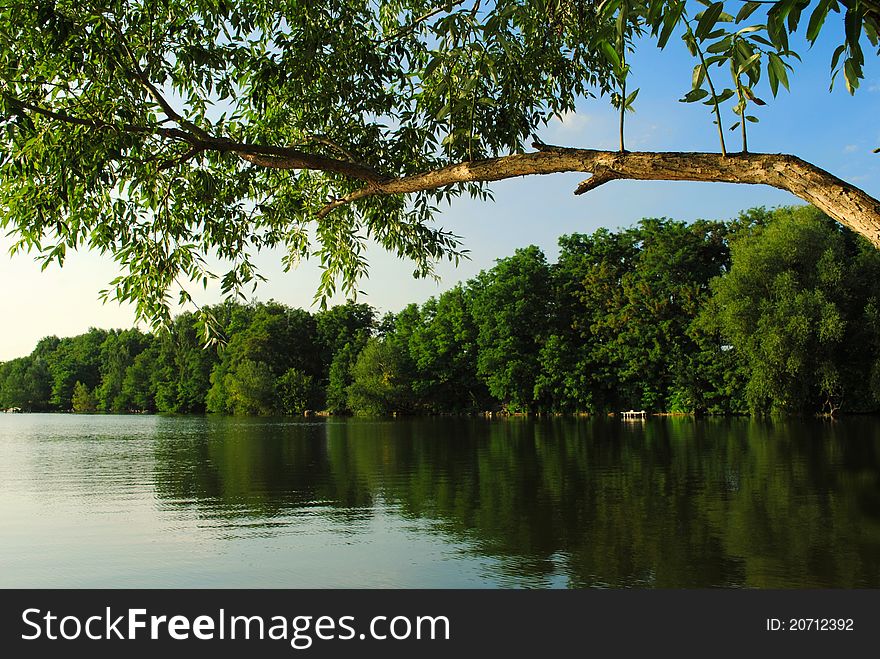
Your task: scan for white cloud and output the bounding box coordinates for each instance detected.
[551,110,593,135]
[843,144,859,153]
[541,110,619,149]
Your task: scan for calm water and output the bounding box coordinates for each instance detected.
[1,414,879,588]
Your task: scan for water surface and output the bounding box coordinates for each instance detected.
[1,414,878,588]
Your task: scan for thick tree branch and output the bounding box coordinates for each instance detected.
[5,93,383,181]
[318,145,880,248]
[228,145,381,180]
[3,93,194,141]
[9,86,879,246]
[296,134,363,164]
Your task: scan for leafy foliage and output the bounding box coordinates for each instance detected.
[704,205,880,414]
[2,1,876,330]
[4,206,880,416]
[347,337,412,415]
[71,380,98,413]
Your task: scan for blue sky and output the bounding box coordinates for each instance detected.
[1,20,878,361]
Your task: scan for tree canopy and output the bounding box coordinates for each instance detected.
[5,206,880,416]
[2,1,879,332]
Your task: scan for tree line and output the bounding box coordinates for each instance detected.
[3,205,880,417]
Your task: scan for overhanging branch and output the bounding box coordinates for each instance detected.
[7,90,879,247]
[318,144,880,248]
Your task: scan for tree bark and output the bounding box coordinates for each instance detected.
[320,145,880,248]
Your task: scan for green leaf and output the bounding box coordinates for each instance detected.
[735,25,765,37]
[693,63,706,90]
[696,3,726,41]
[657,2,686,49]
[706,37,732,54]
[680,88,710,103]
[714,88,736,104]
[737,52,762,76]
[829,44,846,72]
[806,1,829,43]
[843,58,859,94]
[625,88,640,108]
[600,40,622,72]
[735,2,762,23]
[768,53,789,94]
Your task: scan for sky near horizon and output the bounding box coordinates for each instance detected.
[1,23,878,361]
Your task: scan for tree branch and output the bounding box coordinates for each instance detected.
[318,144,880,248]
[379,0,468,43]
[10,86,880,247]
[574,169,619,194]
[5,93,384,181]
[113,26,214,141]
[18,17,382,181]
[3,93,194,142]
[295,134,363,164]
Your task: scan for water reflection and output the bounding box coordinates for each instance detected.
[148,416,880,588]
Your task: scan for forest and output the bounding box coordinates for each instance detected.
[4,205,880,417]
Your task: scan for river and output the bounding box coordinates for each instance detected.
[1,414,878,587]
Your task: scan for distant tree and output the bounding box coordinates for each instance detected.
[47,329,107,410]
[149,315,211,414]
[471,246,553,412]
[97,329,152,412]
[347,338,411,416]
[0,357,52,411]
[325,343,360,414]
[316,303,375,368]
[205,361,232,414]
[379,304,420,400]
[408,285,489,413]
[121,344,159,413]
[207,302,321,413]
[224,359,277,416]
[277,368,320,415]
[544,220,731,413]
[71,381,98,413]
[610,218,730,411]
[705,206,880,414]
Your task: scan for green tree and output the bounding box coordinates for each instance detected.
[121,344,159,412]
[540,228,640,412]
[4,1,878,333]
[0,357,52,411]
[316,303,375,371]
[325,342,360,414]
[408,285,489,413]
[224,360,277,416]
[206,302,320,412]
[471,246,552,412]
[705,206,880,414]
[543,220,732,413]
[97,329,152,412]
[46,329,107,410]
[347,338,411,416]
[277,368,320,416]
[71,380,98,413]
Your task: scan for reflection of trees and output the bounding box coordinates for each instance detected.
[152,417,880,587]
